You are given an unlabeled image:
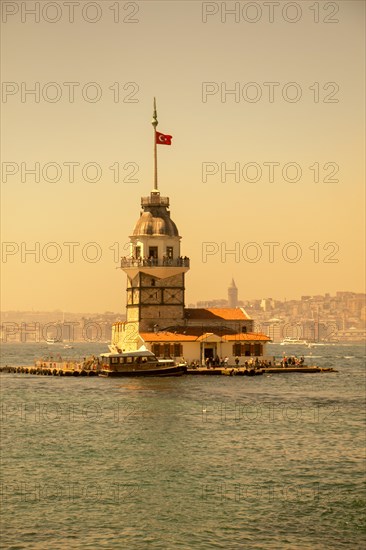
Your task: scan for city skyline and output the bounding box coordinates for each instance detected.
[2,288,365,344]
[1,287,365,313]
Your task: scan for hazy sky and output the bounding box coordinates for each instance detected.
[1,0,365,312]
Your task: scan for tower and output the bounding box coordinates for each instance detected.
[228,278,238,308]
[115,100,190,351]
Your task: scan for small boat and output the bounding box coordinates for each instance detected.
[99,350,187,377]
[280,337,308,346]
[46,337,61,345]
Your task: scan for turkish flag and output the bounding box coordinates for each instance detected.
[156,131,172,145]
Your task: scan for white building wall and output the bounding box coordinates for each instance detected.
[141,340,270,366]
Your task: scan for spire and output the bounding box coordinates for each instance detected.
[228,278,238,308]
[152,97,158,191]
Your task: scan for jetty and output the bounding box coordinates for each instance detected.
[0,363,337,377]
[186,366,336,376]
[0,357,99,377]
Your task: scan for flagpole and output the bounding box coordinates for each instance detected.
[152,97,158,190]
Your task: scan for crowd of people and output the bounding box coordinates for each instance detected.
[280,355,305,367]
[189,355,305,369]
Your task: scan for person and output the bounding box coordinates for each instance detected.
[224,356,229,366]
[235,356,239,366]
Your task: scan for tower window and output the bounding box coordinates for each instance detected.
[135,246,141,259]
[149,247,158,259]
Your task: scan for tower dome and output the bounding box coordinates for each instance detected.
[133,208,179,237]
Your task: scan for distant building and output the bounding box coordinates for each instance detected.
[228,278,238,308]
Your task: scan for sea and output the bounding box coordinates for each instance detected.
[0,342,365,550]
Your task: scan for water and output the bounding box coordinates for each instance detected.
[1,343,365,549]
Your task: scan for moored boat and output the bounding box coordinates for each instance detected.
[46,337,61,344]
[98,350,187,377]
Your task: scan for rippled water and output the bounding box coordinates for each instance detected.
[1,343,365,549]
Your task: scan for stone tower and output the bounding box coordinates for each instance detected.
[228,278,238,308]
[121,190,189,337]
[113,100,189,351]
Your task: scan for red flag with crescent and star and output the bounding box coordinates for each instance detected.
[156,131,172,145]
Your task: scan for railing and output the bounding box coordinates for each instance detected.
[141,196,170,207]
[120,257,190,268]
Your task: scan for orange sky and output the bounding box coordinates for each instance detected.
[1,1,365,312]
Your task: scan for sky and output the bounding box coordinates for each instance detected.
[1,0,365,312]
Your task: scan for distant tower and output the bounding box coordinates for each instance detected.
[115,99,190,351]
[228,278,238,308]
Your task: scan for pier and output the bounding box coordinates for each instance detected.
[0,358,99,377]
[0,364,337,377]
[186,366,336,375]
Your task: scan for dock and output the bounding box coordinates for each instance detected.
[0,364,99,377]
[0,365,337,377]
[261,366,336,374]
[184,366,337,375]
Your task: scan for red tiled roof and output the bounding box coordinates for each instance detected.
[185,308,251,321]
[139,331,197,342]
[139,331,270,343]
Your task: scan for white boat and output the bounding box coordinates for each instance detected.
[46,337,61,345]
[280,337,308,346]
[99,349,187,377]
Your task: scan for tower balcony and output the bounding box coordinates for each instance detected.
[121,257,189,269]
[141,195,170,207]
[120,256,190,279]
